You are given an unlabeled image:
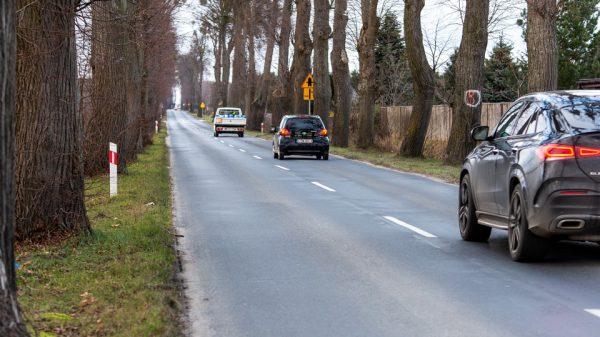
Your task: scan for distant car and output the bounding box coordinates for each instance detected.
[272,115,330,160]
[460,90,600,261]
[213,107,246,137]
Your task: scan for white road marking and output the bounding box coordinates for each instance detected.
[275,165,290,171]
[228,144,235,148]
[311,181,336,192]
[239,149,246,153]
[253,155,263,160]
[585,309,600,318]
[383,216,437,238]
[220,141,225,144]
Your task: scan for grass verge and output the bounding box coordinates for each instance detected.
[17,125,182,337]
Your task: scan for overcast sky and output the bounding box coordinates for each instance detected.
[174,0,529,79]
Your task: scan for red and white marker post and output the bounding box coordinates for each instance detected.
[109,142,118,197]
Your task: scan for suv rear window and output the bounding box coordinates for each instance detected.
[560,103,600,132]
[284,117,324,131]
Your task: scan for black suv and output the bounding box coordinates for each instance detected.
[272,115,330,160]
[460,91,600,261]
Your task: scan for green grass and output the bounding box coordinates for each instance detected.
[17,125,182,337]
[329,146,461,184]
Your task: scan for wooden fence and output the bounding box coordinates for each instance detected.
[373,102,512,159]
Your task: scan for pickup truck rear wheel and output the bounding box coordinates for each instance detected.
[238,132,244,137]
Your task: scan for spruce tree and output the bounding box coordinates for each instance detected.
[484,38,518,102]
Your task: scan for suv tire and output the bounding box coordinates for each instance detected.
[508,184,548,262]
[459,174,491,242]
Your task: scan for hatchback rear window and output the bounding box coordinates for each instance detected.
[559,103,600,132]
[285,118,324,131]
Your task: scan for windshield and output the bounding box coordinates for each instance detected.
[284,117,324,131]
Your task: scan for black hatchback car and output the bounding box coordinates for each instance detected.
[273,115,330,160]
[460,91,600,261]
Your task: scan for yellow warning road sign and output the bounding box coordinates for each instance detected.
[302,73,314,89]
[200,102,206,109]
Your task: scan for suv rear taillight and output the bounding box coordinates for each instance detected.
[319,129,328,137]
[280,128,291,137]
[538,144,600,160]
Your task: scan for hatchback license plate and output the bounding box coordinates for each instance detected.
[297,139,313,144]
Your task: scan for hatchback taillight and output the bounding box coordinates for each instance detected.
[280,128,291,137]
[319,129,328,137]
[538,144,600,160]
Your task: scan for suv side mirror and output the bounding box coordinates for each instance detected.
[471,125,490,141]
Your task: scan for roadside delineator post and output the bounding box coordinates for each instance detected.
[155,120,159,134]
[109,142,118,198]
[261,122,264,134]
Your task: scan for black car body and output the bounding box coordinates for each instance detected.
[273,115,330,160]
[459,91,600,261]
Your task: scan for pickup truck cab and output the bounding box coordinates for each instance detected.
[213,107,246,137]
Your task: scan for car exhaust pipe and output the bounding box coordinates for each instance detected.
[557,219,585,230]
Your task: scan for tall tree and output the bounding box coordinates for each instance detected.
[252,0,279,122]
[356,0,379,148]
[290,0,312,115]
[557,0,600,89]
[0,1,29,334]
[483,38,519,102]
[445,0,489,165]
[16,0,90,238]
[230,0,247,109]
[331,0,351,147]
[272,0,293,126]
[400,0,435,157]
[375,12,412,106]
[245,0,259,129]
[313,0,331,122]
[526,0,560,92]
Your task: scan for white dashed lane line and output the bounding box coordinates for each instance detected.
[585,309,600,318]
[311,181,336,192]
[383,216,437,238]
[253,156,263,160]
[275,165,290,171]
[228,144,235,148]
[220,140,225,144]
[239,149,246,153]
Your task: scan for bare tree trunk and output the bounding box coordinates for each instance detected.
[272,0,292,126]
[527,0,559,92]
[16,0,90,238]
[331,0,351,147]
[221,38,234,107]
[400,0,435,157]
[212,26,223,110]
[290,0,312,115]
[0,1,29,334]
[356,0,379,148]
[252,0,278,123]
[313,0,331,123]
[444,0,489,165]
[230,1,247,109]
[245,0,259,129]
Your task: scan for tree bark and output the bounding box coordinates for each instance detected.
[444,0,489,165]
[400,0,436,157]
[230,0,247,109]
[16,0,90,238]
[313,0,332,123]
[527,0,559,92]
[245,0,259,130]
[289,0,312,115]
[331,0,351,147]
[0,1,29,334]
[272,0,293,126]
[356,0,379,148]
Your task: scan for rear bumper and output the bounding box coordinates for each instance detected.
[278,137,329,155]
[529,185,600,241]
[215,125,245,133]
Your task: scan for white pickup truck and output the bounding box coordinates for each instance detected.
[213,107,246,137]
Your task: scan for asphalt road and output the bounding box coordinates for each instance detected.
[168,110,600,337]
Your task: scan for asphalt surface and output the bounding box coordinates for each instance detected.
[168,110,600,337]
